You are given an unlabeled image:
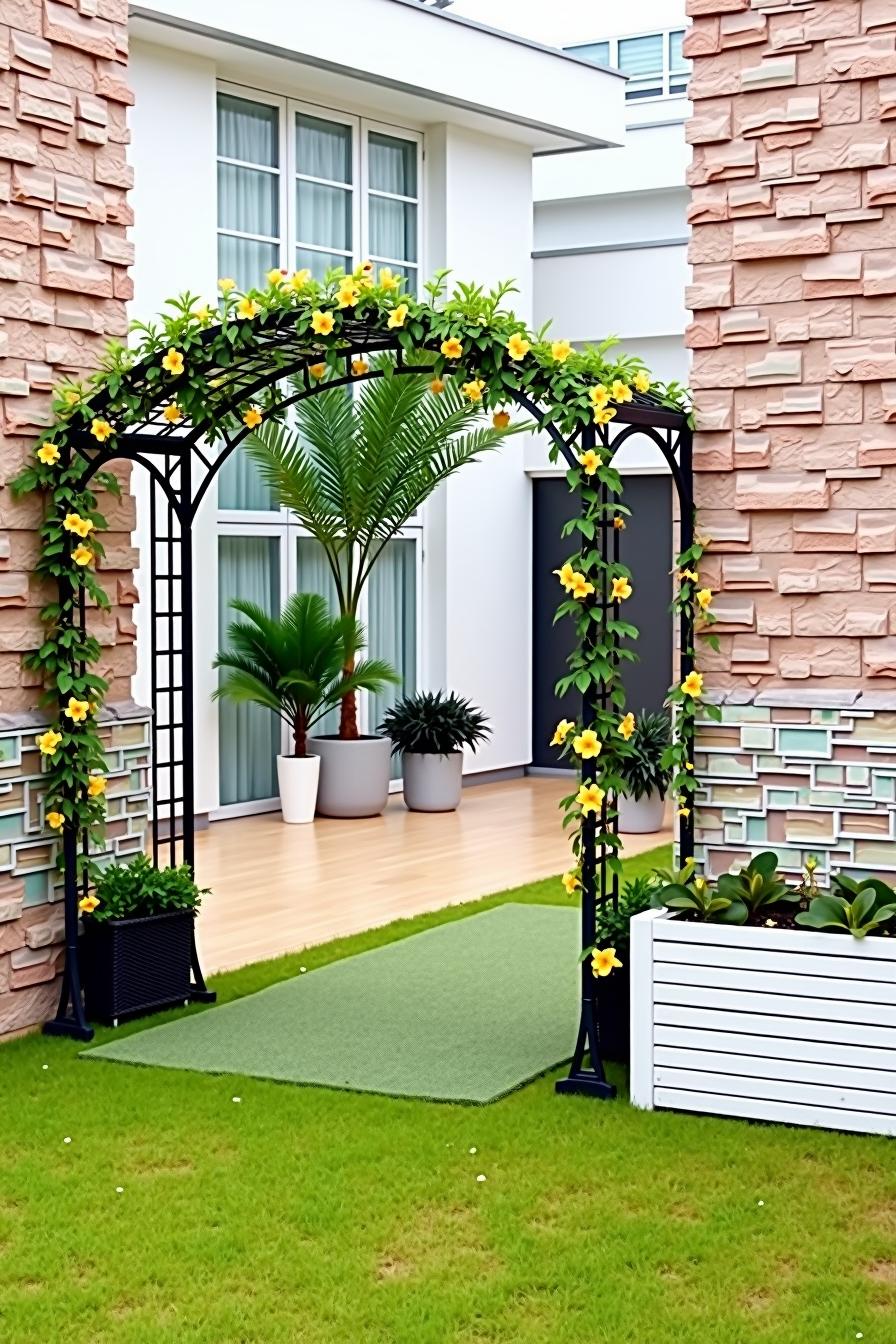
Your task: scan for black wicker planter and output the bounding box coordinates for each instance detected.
[596,965,630,1064]
[82,908,194,1025]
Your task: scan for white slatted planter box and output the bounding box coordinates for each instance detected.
[629,908,896,1137]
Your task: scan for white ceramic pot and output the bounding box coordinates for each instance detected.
[618,790,665,834]
[402,751,463,812]
[276,753,320,824]
[308,735,392,818]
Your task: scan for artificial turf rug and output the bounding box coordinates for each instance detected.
[83,903,581,1103]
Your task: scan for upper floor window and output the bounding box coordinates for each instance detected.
[566,29,689,101]
[216,88,421,293]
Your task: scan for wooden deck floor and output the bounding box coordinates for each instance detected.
[193,777,672,974]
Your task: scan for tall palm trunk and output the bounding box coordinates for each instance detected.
[294,713,308,758]
[339,660,359,740]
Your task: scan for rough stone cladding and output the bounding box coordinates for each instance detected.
[686,0,896,692]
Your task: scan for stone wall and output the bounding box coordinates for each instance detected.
[0,0,138,1035]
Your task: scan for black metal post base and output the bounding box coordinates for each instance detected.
[556,994,616,1102]
[555,1072,616,1100]
[189,931,215,1003]
[43,1016,94,1043]
[189,986,216,1004]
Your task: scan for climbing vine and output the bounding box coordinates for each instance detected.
[11,263,690,874]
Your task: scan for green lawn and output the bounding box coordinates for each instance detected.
[2,844,894,1344]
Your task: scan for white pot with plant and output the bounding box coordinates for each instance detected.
[616,709,671,834]
[245,355,518,818]
[213,592,396,824]
[379,690,491,812]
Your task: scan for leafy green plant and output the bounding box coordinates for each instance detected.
[213,592,398,757]
[797,875,896,939]
[86,853,204,923]
[715,850,798,921]
[616,710,671,800]
[651,860,739,922]
[379,690,490,758]
[593,873,660,955]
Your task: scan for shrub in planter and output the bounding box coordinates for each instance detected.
[616,710,671,834]
[379,690,490,812]
[213,592,397,823]
[588,873,659,1063]
[79,854,205,1025]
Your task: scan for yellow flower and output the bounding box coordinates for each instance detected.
[78,894,100,915]
[360,259,374,275]
[311,310,335,335]
[236,297,259,320]
[578,449,602,476]
[161,348,184,376]
[63,512,93,537]
[266,267,286,287]
[87,774,106,797]
[218,277,236,293]
[613,516,626,531]
[492,411,511,429]
[592,947,623,978]
[462,379,486,402]
[243,406,262,429]
[685,761,694,772]
[191,304,212,324]
[379,267,402,291]
[696,587,713,611]
[570,571,595,600]
[289,269,312,292]
[430,378,445,395]
[63,389,80,406]
[611,576,633,601]
[336,281,360,309]
[634,370,651,394]
[440,337,463,359]
[162,403,182,424]
[387,303,409,329]
[71,545,93,566]
[561,871,580,895]
[681,671,704,699]
[551,340,572,363]
[37,729,62,756]
[46,811,65,830]
[351,358,369,376]
[64,697,90,723]
[37,443,61,465]
[506,331,531,361]
[593,406,617,426]
[553,561,576,593]
[618,712,636,741]
[551,718,576,747]
[90,418,113,442]
[589,384,609,407]
[572,729,601,760]
[576,782,605,816]
[678,806,691,819]
[680,569,699,584]
[309,362,327,379]
[611,379,633,403]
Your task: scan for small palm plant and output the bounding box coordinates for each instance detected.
[246,358,518,739]
[213,592,398,758]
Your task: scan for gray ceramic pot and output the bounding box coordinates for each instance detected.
[618,790,666,834]
[401,751,463,813]
[308,735,392,818]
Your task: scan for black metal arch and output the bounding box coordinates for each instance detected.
[48,327,693,1106]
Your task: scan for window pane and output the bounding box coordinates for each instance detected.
[296,113,352,183]
[218,536,281,805]
[368,132,417,197]
[669,29,689,74]
[217,234,278,292]
[217,94,278,167]
[565,41,610,67]
[296,246,352,281]
[369,196,417,264]
[218,446,276,511]
[296,179,352,252]
[217,163,278,238]
[370,262,417,296]
[367,539,416,781]
[618,33,664,77]
[296,537,340,738]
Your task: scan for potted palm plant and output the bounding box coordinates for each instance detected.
[616,709,671,834]
[79,853,204,1026]
[213,592,397,822]
[379,690,490,812]
[246,357,517,817]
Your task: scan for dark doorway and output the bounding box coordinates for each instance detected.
[531,473,674,769]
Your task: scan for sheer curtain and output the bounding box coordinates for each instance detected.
[367,539,416,779]
[217,94,279,289]
[218,536,281,804]
[296,537,341,738]
[368,131,417,292]
[296,113,352,280]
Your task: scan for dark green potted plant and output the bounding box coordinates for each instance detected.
[617,709,671,834]
[379,690,490,812]
[591,873,658,1062]
[79,854,205,1025]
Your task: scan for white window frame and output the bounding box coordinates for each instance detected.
[566,29,688,104]
[216,85,289,283]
